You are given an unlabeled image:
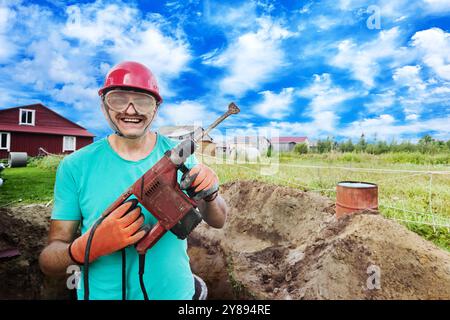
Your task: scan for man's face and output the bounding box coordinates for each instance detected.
[103,89,158,138]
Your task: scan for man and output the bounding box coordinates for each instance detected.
[39,61,228,300]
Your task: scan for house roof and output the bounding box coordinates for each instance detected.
[0,124,95,137]
[158,125,213,142]
[0,103,95,137]
[271,136,308,143]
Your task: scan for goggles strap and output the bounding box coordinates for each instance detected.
[102,101,125,137]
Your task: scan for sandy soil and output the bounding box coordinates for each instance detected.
[188,180,450,299]
[1,180,449,299]
[0,205,72,299]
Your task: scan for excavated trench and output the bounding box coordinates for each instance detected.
[188,180,450,300]
[1,180,450,299]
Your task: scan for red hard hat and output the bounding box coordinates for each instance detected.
[98,61,162,104]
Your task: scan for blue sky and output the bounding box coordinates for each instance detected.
[0,0,449,142]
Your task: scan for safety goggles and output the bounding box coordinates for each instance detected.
[104,90,157,114]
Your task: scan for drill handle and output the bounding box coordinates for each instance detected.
[168,139,197,167]
[135,222,166,255]
[101,188,133,217]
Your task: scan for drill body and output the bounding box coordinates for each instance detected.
[100,139,202,254]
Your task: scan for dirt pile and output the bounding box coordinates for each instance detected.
[188,180,450,299]
[1,180,449,300]
[0,205,72,299]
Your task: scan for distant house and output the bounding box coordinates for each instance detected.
[158,125,216,156]
[215,141,228,157]
[229,136,271,154]
[271,137,310,152]
[0,103,95,159]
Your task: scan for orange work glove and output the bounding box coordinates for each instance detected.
[180,164,219,202]
[69,199,146,264]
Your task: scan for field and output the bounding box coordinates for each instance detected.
[200,152,450,251]
[1,152,449,250]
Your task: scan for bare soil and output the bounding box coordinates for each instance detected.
[1,180,449,299]
[188,180,450,299]
[0,205,72,299]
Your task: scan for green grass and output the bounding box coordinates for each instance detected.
[198,152,450,251]
[278,151,450,166]
[28,155,64,171]
[0,167,55,207]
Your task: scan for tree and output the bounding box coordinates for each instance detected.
[317,137,333,153]
[339,139,354,152]
[355,134,367,152]
[266,144,273,157]
[294,142,308,154]
[418,134,438,154]
[419,134,433,145]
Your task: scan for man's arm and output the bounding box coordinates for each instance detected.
[39,220,80,276]
[183,163,228,229]
[198,195,228,228]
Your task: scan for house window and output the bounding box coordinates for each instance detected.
[19,109,35,126]
[63,136,76,152]
[0,132,10,151]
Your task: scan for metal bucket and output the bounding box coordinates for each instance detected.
[8,152,28,168]
[336,181,378,218]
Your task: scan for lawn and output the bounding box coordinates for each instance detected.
[0,167,55,207]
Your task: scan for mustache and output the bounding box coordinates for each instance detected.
[116,114,147,120]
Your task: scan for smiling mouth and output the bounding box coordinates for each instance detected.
[119,117,144,125]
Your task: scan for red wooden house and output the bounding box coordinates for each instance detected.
[0,103,95,159]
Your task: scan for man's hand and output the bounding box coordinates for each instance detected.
[180,164,219,202]
[69,199,146,264]
[180,164,227,228]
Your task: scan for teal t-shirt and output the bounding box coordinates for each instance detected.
[51,134,198,300]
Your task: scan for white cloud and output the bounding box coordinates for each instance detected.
[51,84,98,111]
[204,1,258,32]
[331,27,411,87]
[422,0,450,13]
[313,15,339,31]
[411,28,450,81]
[62,3,138,44]
[338,0,450,20]
[342,114,450,140]
[406,113,419,120]
[154,100,219,129]
[255,74,357,138]
[0,5,16,62]
[364,90,395,114]
[253,112,449,141]
[63,1,191,98]
[299,73,357,115]
[253,87,294,119]
[392,65,426,90]
[0,0,192,134]
[204,17,291,97]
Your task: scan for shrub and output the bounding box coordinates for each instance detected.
[294,143,308,154]
[28,155,64,171]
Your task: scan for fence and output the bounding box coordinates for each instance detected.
[200,153,450,232]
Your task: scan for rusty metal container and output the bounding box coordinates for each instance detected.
[336,181,378,218]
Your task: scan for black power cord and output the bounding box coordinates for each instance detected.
[121,249,127,300]
[139,254,149,300]
[83,199,138,300]
[83,216,105,300]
